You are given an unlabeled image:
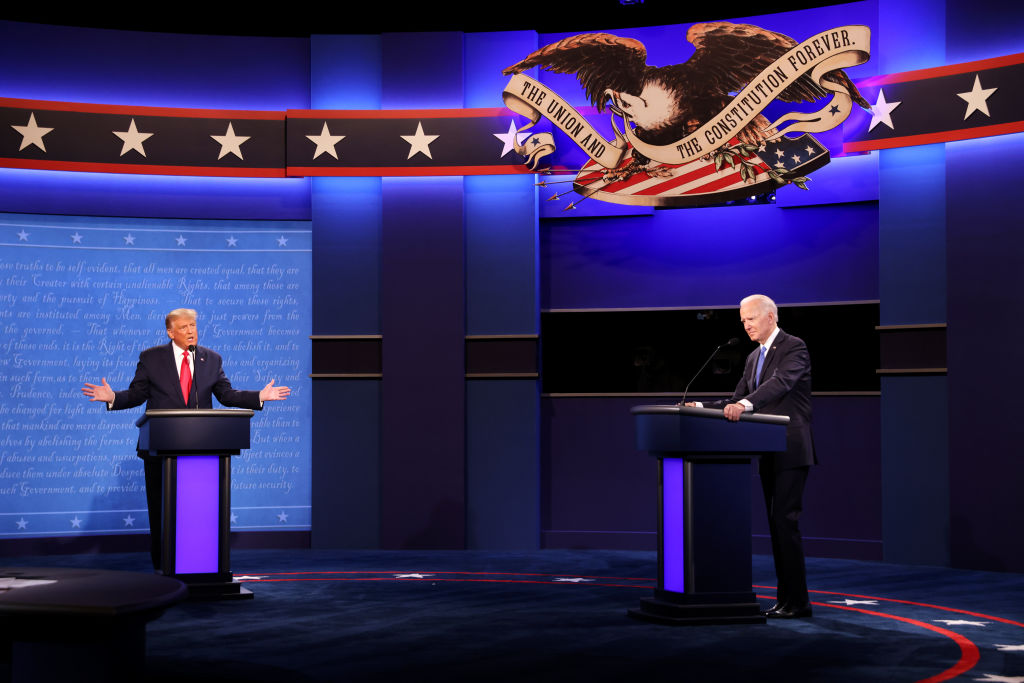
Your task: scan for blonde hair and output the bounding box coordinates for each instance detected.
[165,308,197,329]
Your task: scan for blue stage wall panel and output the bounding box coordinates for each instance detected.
[541,202,879,311]
[380,176,466,549]
[946,132,1024,572]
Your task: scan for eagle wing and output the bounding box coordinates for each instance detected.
[502,33,649,111]
[685,22,869,108]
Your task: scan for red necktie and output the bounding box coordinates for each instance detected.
[180,350,192,405]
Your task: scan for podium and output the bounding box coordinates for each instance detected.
[136,409,254,600]
[628,405,788,625]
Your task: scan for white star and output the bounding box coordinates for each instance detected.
[957,75,997,120]
[276,235,288,247]
[994,644,1024,652]
[123,233,136,246]
[775,148,785,158]
[394,573,434,579]
[553,577,594,583]
[774,161,787,169]
[230,512,238,524]
[112,118,154,157]
[493,119,529,157]
[758,142,767,152]
[791,154,802,164]
[210,122,250,160]
[828,599,879,606]
[306,122,345,160]
[175,235,187,246]
[974,675,1024,683]
[868,89,901,131]
[936,619,989,626]
[123,514,135,527]
[70,515,82,528]
[16,229,29,242]
[70,232,83,244]
[15,518,27,530]
[804,145,815,155]
[11,113,53,152]
[277,511,288,522]
[226,236,238,247]
[401,121,439,160]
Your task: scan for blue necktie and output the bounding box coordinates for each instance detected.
[754,346,766,388]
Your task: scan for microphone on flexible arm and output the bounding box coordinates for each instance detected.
[679,337,739,406]
[188,345,199,410]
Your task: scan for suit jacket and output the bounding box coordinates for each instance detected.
[706,330,816,471]
[111,342,262,412]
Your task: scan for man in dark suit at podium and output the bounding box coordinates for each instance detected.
[686,294,815,619]
[82,308,291,569]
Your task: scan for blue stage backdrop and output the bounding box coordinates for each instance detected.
[0,213,311,538]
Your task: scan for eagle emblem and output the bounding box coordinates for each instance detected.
[501,22,872,206]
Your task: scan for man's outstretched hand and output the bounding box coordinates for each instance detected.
[259,379,291,402]
[82,378,114,403]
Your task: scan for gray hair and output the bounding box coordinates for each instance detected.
[740,294,778,322]
[165,308,197,329]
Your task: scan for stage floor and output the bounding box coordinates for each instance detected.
[4,549,1023,682]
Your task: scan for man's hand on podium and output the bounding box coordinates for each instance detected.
[259,380,291,402]
[723,403,745,422]
[82,378,114,403]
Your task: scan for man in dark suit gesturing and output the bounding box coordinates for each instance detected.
[686,294,815,618]
[82,308,291,569]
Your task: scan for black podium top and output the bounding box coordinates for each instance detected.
[631,404,789,425]
[632,404,788,454]
[136,408,254,455]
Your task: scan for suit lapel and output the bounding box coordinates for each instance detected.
[760,331,788,381]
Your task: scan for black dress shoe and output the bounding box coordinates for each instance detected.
[761,603,784,616]
[765,605,813,619]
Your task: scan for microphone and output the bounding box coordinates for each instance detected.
[188,345,198,410]
[680,338,739,405]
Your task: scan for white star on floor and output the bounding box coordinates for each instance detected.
[277,511,288,522]
[70,232,83,244]
[175,235,187,246]
[307,122,345,160]
[16,229,29,241]
[11,113,53,152]
[394,574,434,579]
[974,675,1024,683]
[493,119,529,157]
[828,599,879,606]
[123,514,135,527]
[957,74,997,120]
[994,644,1024,652]
[211,122,250,160]
[70,515,82,528]
[868,89,901,131]
[15,518,27,530]
[230,512,238,524]
[226,236,238,247]
[401,121,439,160]
[936,619,989,626]
[123,233,135,246]
[553,577,594,583]
[113,118,154,157]
[276,235,288,247]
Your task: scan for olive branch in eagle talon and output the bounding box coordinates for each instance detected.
[502,21,869,183]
